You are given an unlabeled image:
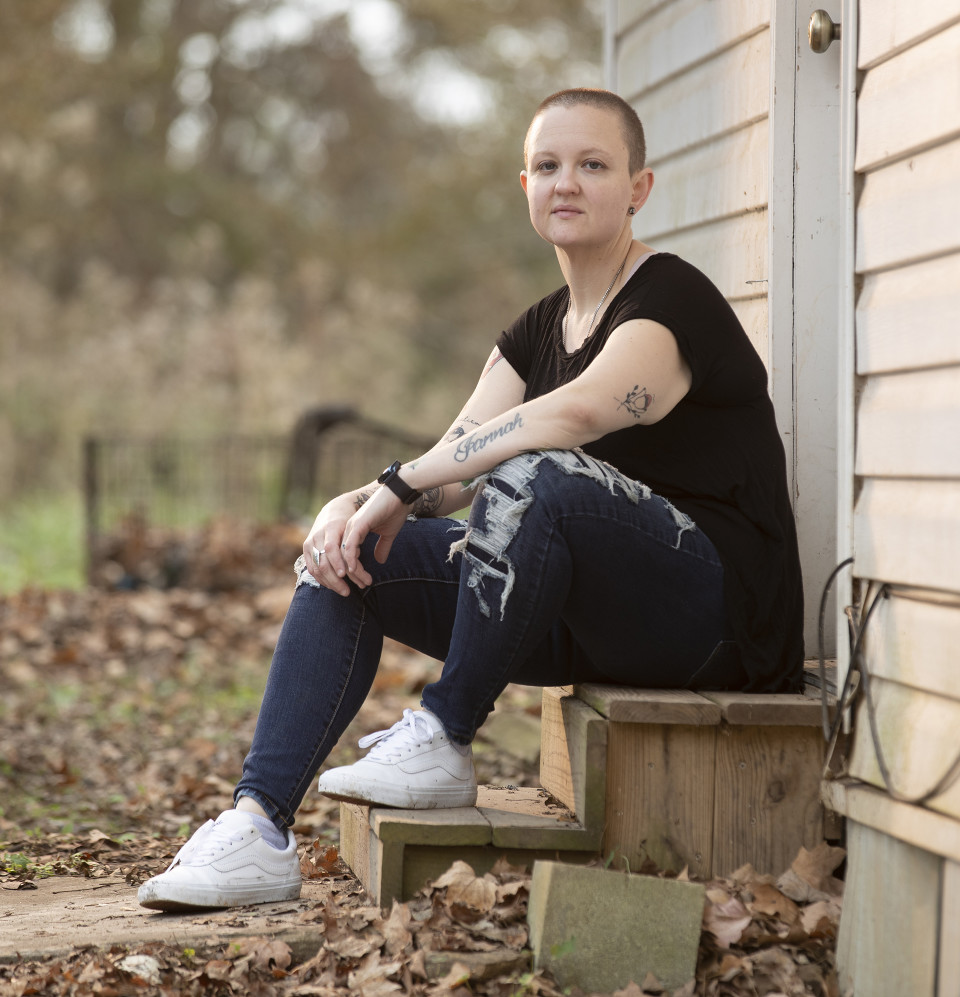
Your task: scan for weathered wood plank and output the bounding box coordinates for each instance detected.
[642,118,768,235]
[713,724,825,876]
[940,860,960,997]
[371,805,491,846]
[575,685,722,725]
[603,722,716,877]
[339,803,373,892]
[856,138,960,275]
[836,820,941,997]
[856,22,960,172]
[861,592,960,701]
[859,0,960,70]
[616,0,768,99]
[651,209,767,303]
[822,778,960,863]
[477,786,598,850]
[848,675,960,821]
[855,365,960,478]
[539,687,607,830]
[856,253,960,375]
[853,478,960,595]
[639,29,770,163]
[702,692,825,726]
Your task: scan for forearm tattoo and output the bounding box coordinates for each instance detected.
[617,385,655,419]
[454,413,524,463]
[445,417,480,443]
[354,489,371,511]
[411,487,443,517]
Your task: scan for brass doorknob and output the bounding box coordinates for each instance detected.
[808,10,841,52]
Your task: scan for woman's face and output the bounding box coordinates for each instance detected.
[521,104,651,251]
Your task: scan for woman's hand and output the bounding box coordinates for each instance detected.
[339,485,409,587]
[302,492,362,596]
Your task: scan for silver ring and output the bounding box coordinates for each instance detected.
[312,548,322,565]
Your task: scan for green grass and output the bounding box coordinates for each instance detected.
[0,490,85,593]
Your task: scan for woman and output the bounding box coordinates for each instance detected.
[138,88,803,911]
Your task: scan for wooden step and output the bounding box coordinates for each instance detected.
[337,664,839,903]
[541,671,837,879]
[339,785,600,906]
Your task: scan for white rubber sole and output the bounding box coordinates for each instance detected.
[138,879,302,911]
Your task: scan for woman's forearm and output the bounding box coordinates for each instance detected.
[402,391,589,497]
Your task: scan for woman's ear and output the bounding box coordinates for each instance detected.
[630,168,654,214]
[520,170,529,194]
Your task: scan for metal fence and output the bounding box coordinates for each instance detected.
[83,407,436,578]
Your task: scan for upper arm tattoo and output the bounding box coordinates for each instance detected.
[616,385,655,420]
[480,348,504,379]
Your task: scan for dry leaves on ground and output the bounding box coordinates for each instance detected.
[1,521,843,996]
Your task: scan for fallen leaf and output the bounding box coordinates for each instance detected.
[703,892,753,948]
[748,882,801,926]
[788,842,846,899]
[432,860,497,911]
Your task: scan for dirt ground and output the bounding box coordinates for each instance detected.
[0,525,843,996]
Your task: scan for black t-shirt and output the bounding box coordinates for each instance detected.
[496,253,804,692]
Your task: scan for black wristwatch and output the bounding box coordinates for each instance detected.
[377,459,422,505]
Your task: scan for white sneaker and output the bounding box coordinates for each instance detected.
[137,810,302,911]
[317,708,478,809]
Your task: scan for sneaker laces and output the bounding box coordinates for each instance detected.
[170,815,251,868]
[358,708,435,760]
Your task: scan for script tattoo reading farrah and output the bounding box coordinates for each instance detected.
[454,413,524,463]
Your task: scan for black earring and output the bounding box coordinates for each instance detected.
[627,206,636,215]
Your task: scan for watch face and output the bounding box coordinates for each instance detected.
[379,460,400,483]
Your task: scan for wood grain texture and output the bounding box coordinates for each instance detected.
[712,725,825,877]
[539,687,607,829]
[602,722,717,877]
[575,685,722,725]
[702,692,826,727]
[836,820,941,997]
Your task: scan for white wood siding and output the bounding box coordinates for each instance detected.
[849,3,960,822]
[610,0,771,364]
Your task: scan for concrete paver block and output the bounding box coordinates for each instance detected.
[527,860,704,993]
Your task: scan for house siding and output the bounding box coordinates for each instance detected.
[846,3,960,825]
[609,0,771,359]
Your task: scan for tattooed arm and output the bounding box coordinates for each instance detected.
[338,318,691,577]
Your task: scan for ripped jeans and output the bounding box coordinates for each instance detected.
[235,450,744,829]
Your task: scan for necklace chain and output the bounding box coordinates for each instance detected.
[568,248,632,338]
